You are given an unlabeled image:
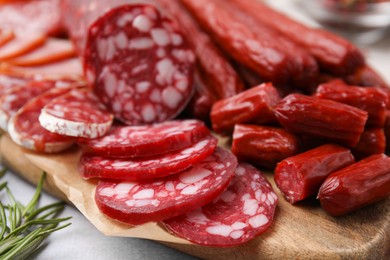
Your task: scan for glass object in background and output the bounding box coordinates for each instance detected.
[299,0,390,45]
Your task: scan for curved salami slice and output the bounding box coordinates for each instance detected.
[0,29,14,47]
[0,34,46,61]
[39,88,114,138]
[6,38,76,67]
[61,0,195,124]
[163,163,278,247]
[95,147,237,225]
[0,80,55,131]
[0,73,30,94]
[8,87,74,153]
[77,119,210,158]
[80,135,218,181]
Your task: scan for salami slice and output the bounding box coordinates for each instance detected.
[39,88,114,138]
[162,163,278,247]
[94,147,237,225]
[0,73,30,94]
[77,119,210,158]
[6,38,76,67]
[79,135,218,181]
[0,34,46,61]
[0,29,14,47]
[8,87,74,153]
[0,0,63,36]
[60,0,195,124]
[0,80,55,131]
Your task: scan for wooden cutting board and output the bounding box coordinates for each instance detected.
[1,134,389,259]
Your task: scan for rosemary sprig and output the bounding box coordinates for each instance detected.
[0,170,71,259]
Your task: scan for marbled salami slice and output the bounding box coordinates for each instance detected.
[0,29,14,47]
[39,88,114,138]
[8,87,74,153]
[77,119,210,158]
[162,163,278,247]
[80,135,218,181]
[0,80,55,131]
[95,147,237,225]
[60,0,195,124]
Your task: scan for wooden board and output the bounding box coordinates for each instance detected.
[1,134,389,259]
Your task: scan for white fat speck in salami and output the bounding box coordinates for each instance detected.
[8,87,75,153]
[76,3,194,124]
[39,88,113,138]
[162,163,278,247]
[94,147,238,225]
[77,119,210,158]
[79,135,218,181]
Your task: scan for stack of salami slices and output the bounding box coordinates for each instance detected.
[76,119,278,247]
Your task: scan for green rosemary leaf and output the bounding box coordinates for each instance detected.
[0,168,7,179]
[0,202,7,240]
[1,228,42,260]
[22,172,46,217]
[0,236,23,255]
[25,201,64,222]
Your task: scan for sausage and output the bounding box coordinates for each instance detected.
[8,87,75,153]
[314,79,388,127]
[60,0,195,125]
[6,38,76,67]
[0,34,46,61]
[0,80,55,131]
[232,124,300,169]
[79,135,218,181]
[181,0,300,85]
[39,88,114,138]
[226,0,365,76]
[77,119,210,158]
[344,64,390,89]
[162,163,278,247]
[94,147,237,225]
[274,94,368,147]
[385,111,390,153]
[211,83,281,135]
[158,0,244,99]
[318,154,390,216]
[0,0,63,36]
[274,144,355,204]
[351,128,386,160]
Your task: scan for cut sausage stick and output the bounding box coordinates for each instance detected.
[6,38,76,67]
[0,29,14,47]
[0,34,46,61]
[0,58,84,80]
[94,147,237,225]
[0,80,55,131]
[60,0,195,125]
[77,119,210,158]
[314,79,388,127]
[0,0,63,36]
[232,124,300,170]
[274,94,368,147]
[211,83,281,135]
[351,128,386,160]
[79,135,218,181]
[8,87,75,153]
[181,0,298,86]
[274,144,355,204]
[159,0,244,99]
[39,88,114,139]
[318,154,390,216]
[162,163,278,247]
[227,0,365,75]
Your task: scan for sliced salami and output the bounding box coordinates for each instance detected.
[79,135,218,181]
[0,0,63,36]
[0,80,55,131]
[162,163,278,247]
[94,147,237,225]
[77,119,210,158]
[0,73,30,94]
[6,38,76,67]
[39,88,114,138]
[0,29,14,47]
[8,87,74,153]
[0,34,46,61]
[60,0,195,124]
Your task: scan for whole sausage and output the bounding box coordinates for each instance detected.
[318,154,390,216]
[227,0,365,75]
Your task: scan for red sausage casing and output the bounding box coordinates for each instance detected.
[318,154,390,216]
[274,144,355,204]
[232,124,300,169]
